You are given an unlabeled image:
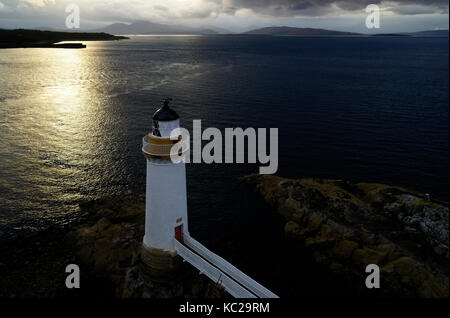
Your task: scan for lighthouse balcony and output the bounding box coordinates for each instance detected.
[142,134,189,160]
[142,135,149,148]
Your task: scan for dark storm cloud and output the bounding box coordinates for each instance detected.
[389,4,445,15]
[0,0,448,31]
[223,0,449,16]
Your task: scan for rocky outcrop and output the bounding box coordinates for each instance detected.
[244,175,449,298]
[0,196,221,298]
[66,197,212,298]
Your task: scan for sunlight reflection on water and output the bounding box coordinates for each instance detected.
[0,36,448,241]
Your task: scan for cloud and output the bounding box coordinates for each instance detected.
[154,5,168,12]
[0,0,448,30]
[222,0,449,17]
[389,4,441,15]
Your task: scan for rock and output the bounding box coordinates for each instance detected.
[244,174,449,298]
[332,240,359,259]
[0,195,220,298]
[67,196,213,298]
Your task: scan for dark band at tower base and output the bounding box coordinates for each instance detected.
[140,243,183,278]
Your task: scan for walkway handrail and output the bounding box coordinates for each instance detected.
[174,239,257,298]
[182,235,279,298]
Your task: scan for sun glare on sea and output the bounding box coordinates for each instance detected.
[0,45,108,183]
[36,48,88,111]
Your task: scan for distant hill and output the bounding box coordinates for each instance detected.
[244,26,361,36]
[372,33,409,37]
[406,30,449,37]
[372,30,449,37]
[94,21,231,35]
[0,29,127,48]
[201,26,235,35]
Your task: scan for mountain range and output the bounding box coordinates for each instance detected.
[27,22,449,37]
[404,30,449,37]
[93,23,360,36]
[93,21,231,35]
[244,26,360,36]
[92,22,449,37]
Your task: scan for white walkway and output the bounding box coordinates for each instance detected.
[174,235,279,298]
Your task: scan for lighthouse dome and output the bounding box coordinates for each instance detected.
[152,98,179,122]
[151,98,180,138]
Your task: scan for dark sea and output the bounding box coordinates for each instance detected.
[0,35,448,296]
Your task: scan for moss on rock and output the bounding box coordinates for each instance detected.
[244,174,449,298]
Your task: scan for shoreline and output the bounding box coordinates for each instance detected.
[0,29,128,49]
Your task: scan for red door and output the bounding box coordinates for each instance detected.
[175,225,183,242]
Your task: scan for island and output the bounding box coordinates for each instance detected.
[0,29,128,49]
[244,26,361,36]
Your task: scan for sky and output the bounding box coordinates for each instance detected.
[0,0,448,33]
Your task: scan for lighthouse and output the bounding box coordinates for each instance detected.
[141,98,188,276]
[140,99,278,297]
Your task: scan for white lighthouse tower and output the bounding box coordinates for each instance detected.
[141,98,188,276]
[140,99,278,297]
